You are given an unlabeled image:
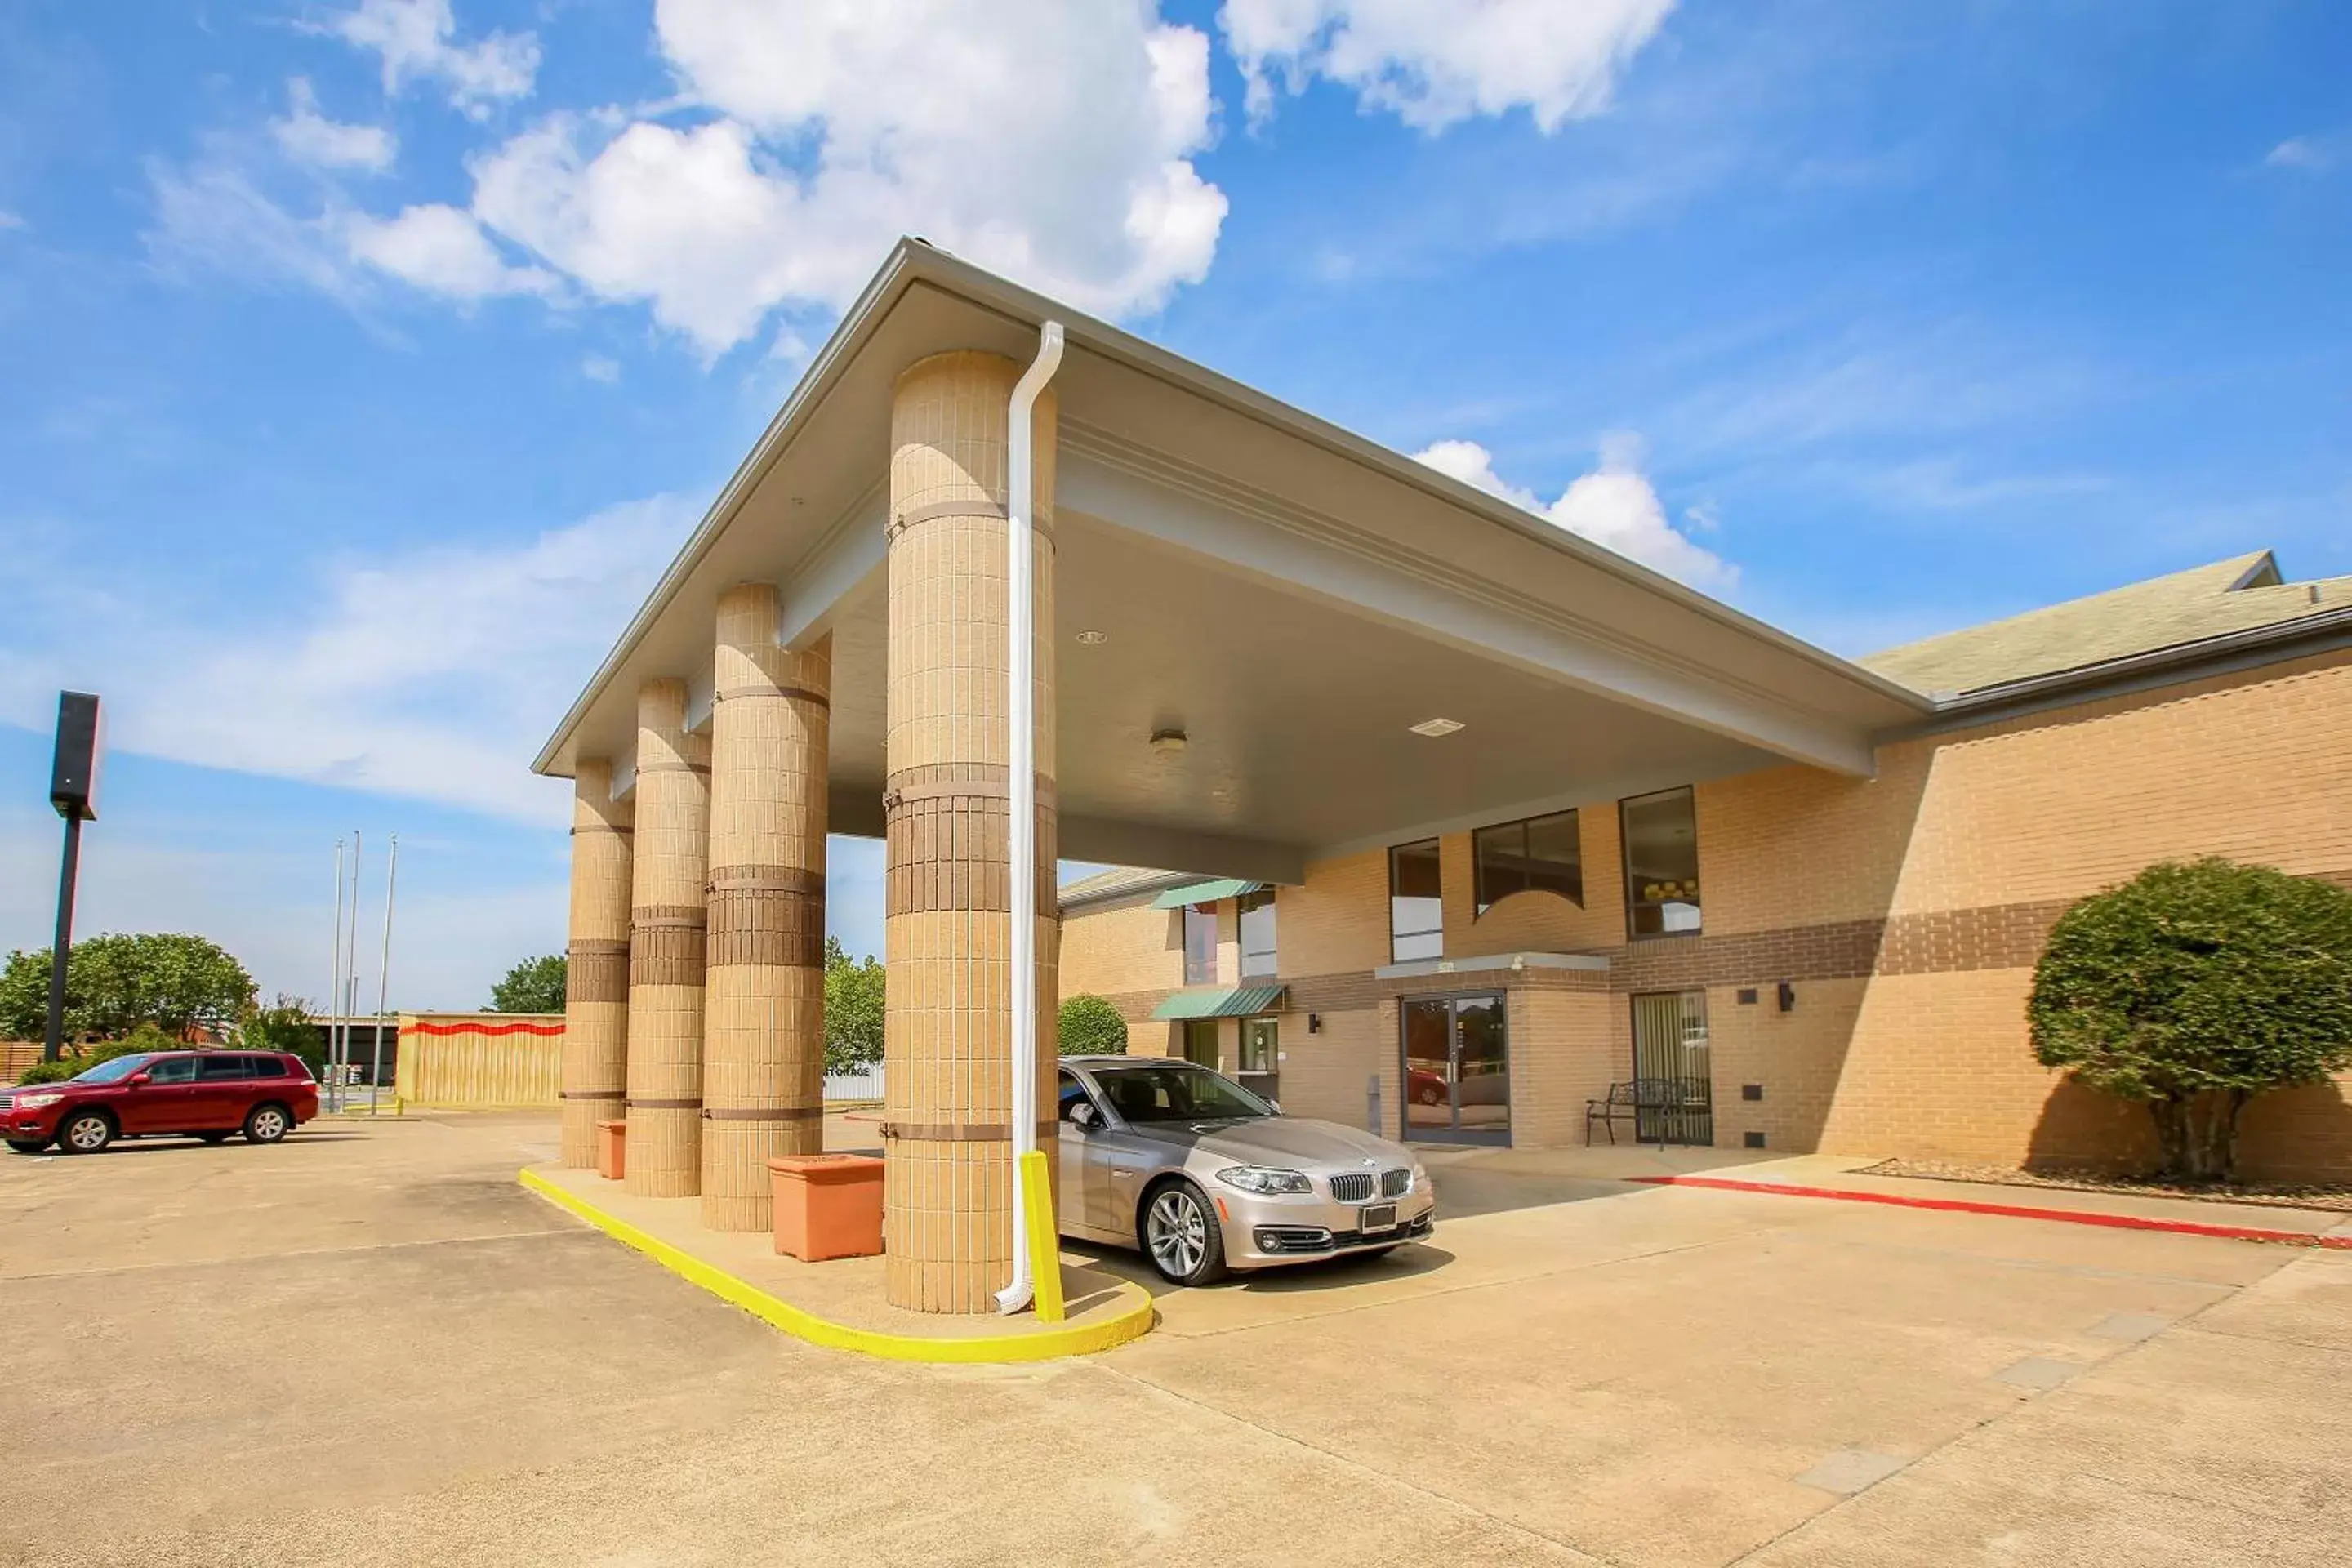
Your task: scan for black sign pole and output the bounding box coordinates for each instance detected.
[44,692,102,1064]
[42,813,82,1064]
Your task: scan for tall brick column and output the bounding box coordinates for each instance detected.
[625,676,710,1198]
[883,350,1061,1313]
[700,586,831,1231]
[559,759,632,1168]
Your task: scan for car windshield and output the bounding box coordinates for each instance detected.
[1092,1063,1272,1125]
[69,1054,160,1085]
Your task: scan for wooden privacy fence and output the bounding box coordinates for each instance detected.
[0,1042,40,1084]
[394,1013,563,1108]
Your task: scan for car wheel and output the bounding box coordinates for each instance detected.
[243,1103,292,1144]
[1414,1085,1443,1106]
[58,1111,114,1155]
[1140,1180,1227,1287]
[6,1138,49,1156]
[195,1132,233,1144]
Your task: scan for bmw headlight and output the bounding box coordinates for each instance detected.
[15,1093,62,1110]
[1216,1165,1311,1195]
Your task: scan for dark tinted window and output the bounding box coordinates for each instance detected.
[1622,786,1702,937]
[1237,888,1277,978]
[1474,808,1583,914]
[145,1056,199,1085]
[1092,1063,1272,1123]
[247,1055,288,1078]
[278,1054,317,1080]
[198,1055,252,1080]
[1388,840,1443,961]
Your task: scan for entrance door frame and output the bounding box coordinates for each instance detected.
[1396,989,1512,1147]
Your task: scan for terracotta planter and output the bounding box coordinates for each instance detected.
[596,1118,626,1181]
[769,1153,885,1261]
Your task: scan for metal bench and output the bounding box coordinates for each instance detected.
[1584,1078,1686,1146]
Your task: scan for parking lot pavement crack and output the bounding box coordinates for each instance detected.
[2172,1322,2352,1359]
[1093,1361,1623,1566]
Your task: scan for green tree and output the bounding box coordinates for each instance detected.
[0,933,254,1042]
[2029,858,2352,1181]
[1057,993,1128,1057]
[232,993,326,1076]
[490,955,568,1013]
[823,936,886,1074]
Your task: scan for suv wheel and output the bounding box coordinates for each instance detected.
[243,1103,292,1144]
[58,1111,114,1155]
[1141,1180,1227,1287]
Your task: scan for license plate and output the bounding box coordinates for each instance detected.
[1360,1203,1397,1233]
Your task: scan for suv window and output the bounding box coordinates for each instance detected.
[247,1054,287,1078]
[145,1056,199,1085]
[280,1055,317,1080]
[198,1055,252,1080]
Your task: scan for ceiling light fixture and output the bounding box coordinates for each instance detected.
[1150,728,1188,755]
[1409,718,1465,738]
[1075,629,1108,645]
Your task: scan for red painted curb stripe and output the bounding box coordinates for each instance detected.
[402,1021,566,1038]
[1631,1174,2352,1250]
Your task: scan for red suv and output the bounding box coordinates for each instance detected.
[2,1051,319,1155]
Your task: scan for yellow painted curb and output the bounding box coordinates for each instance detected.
[519,1168,1156,1364]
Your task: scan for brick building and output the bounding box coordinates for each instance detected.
[542,240,2350,1316]
[1058,552,2352,1180]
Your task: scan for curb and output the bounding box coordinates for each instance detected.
[1633,1174,2352,1250]
[519,1169,1159,1362]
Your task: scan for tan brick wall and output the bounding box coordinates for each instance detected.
[1052,649,2352,1176]
[1269,1007,1386,1130]
[1508,986,1619,1148]
[1058,895,1183,1002]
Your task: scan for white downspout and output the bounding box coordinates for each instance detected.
[996,321,1065,1316]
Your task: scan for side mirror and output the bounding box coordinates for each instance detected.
[127,1071,153,1086]
[1266,1098,1281,1115]
[1067,1101,1099,1130]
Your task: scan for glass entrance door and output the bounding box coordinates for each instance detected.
[1400,992,1509,1146]
[1629,991,1713,1145]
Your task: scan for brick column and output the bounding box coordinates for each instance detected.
[626,676,710,1197]
[883,350,1060,1313]
[559,760,631,1168]
[700,586,831,1232]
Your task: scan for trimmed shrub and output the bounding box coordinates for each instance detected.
[1057,993,1129,1057]
[2029,858,2352,1180]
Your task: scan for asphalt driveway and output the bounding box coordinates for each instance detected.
[0,1112,2343,1566]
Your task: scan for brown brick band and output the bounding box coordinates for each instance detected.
[885,498,1057,542]
[567,942,630,1005]
[703,1105,825,1123]
[884,762,1058,809]
[880,1120,1061,1143]
[706,884,825,969]
[884,796,1057,916]
[630,917,707,986]
[629,1097,703,1110]
[568,826,634,839]
[716,684,831,708]
[637,760,712,776]
[559,1086,625,1100]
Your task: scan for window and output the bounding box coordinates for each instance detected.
[1473,808,1583,914]
[1182,902,1218,985]
[1092,1062,1274,1123]
[1621,786,1702,938]
[198,1055,252,1080]
[1240,1017,1277,1075]
[1180,1018,1221,1068]
[1238,888,1277,978]
[1057,1071,1098,1123]
[1388,839,1444,961]
[145,1056,199,1085]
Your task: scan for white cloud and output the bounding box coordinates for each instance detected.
[581,354,620,384]
[147,156,367,303]
[0,497,696,824]
[1414,434,1735,590]
[433,1,1227,351]
[272,77,396,172]
[1222,0,1674,131]
[0,210,27,232]
[2264,134,2341,173]
[343,203,555,299]
[327,0,539,118]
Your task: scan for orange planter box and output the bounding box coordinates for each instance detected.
[596,1119,626,1181]
[769,1154,885,1261]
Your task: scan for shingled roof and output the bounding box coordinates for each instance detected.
[1861,550,2352,696]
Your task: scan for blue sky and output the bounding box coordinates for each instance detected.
[2,0,2345,1010]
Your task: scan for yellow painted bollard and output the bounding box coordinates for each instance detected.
[1018,1149,1065,1323]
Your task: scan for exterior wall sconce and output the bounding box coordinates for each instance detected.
[1307,1013,1322,1034]
[1777,981,1796,1013]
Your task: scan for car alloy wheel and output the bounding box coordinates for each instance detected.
[61,1113,113,1154]
[1146,1188,1206,1279]
[245,1106,289,1143]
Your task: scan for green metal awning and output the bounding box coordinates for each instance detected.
[1150,877,1265,909]
[1150,985,1289,1021]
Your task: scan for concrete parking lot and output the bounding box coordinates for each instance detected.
[1,1111,2345,1566]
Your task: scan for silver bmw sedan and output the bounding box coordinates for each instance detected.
[1056,1055,1437,1286]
